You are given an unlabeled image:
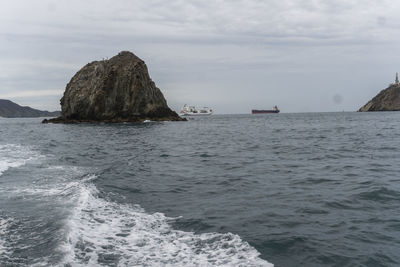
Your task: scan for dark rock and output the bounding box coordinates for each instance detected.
[0,99,60,118]
[44,51,185,123]
[359,84,400,112]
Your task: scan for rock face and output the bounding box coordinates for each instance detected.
[359,84,400,112]
[45,51,183,123]
[0,99,60,118]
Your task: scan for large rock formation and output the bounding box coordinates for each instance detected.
[0,99,60,118]
[44,51,184,123]
[359,84,400,112]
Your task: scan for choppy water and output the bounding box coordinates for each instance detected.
[1,112,400,266]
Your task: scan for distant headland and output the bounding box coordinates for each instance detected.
[0,99,60,118]
[359,73,400,112]
[43,51,184,123]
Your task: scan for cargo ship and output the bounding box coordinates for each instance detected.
[252,105,280,114]
[179,104,213,116]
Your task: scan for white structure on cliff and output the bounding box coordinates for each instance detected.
[395,72,399,85]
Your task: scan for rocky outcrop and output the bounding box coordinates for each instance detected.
[359,84,400,112]
[44,51,184,123]
[0,99,60,118]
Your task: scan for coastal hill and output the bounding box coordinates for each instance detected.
[44,51,184,123]
[359,74,400,112]
[0,99,60,118]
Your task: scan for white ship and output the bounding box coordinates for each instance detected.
[179,104,213,116]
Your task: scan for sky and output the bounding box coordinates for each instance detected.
[1,0,400,113]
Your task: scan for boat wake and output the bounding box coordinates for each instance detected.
[60,179,273,266]
[0,217,13,261]
[0,143,272,266]
[0,144,39,176]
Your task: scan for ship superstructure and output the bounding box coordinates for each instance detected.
[179,104,213,116]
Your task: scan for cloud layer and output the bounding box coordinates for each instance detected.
[1,0,400,112]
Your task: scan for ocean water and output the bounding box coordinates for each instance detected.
[0,112,400,267]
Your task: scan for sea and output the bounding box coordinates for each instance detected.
[1,112,400,267]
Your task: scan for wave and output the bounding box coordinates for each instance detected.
[0,163,89,198]
[60,179,273,266]
[0,217,12,259]
[0,144,40,176]
[356,187,400,203]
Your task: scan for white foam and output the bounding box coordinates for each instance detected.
[0,217,13,260]
[0,164,91,198]
[6,181,80,197]
[60,182,273,266]
[0,144,40,176]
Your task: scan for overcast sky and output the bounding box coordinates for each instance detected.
[1,0,400,113]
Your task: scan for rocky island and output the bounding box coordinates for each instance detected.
[359,73,400,112]
[0,99,59,118]
[43,51,184,123]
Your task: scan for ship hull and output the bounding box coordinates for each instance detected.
[252,110,280,114]
[180,112,212,116]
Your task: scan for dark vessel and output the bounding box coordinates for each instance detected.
[252,105,280,114]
